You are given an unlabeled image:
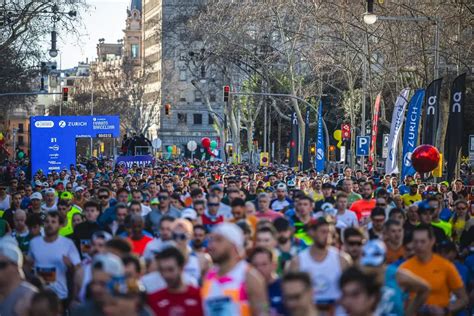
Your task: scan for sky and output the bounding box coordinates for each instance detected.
[59,0,130,69]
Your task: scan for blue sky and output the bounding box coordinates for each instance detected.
[59,0,129,69]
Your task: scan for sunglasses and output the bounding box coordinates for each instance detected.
[346,240,363,247]
[208,203,219,207]
[98,195,109,199]
[172,233,188,241]
[158,196,168,200]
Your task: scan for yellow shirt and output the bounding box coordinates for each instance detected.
[401,193,421,206]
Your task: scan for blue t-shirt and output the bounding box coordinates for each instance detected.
[376,265,405,316]
[398,184,410,195]
[454,261,470,316]
[268,279,287,316]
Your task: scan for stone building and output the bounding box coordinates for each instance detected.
[143,0,224,148]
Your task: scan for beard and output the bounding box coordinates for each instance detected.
[362,194,372,199]
[211,251,231,265]
[193,240,203,248]
[278,236,289,244]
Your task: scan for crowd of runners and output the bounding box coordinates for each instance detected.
[0,158,473,316]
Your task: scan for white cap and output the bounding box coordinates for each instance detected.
[212,223,244,254]
[74,186,85,193]
[92,253,125,278]
[44,188,55,195]
[276,183,287,191]
[181,208,198,221]
[34,180,43,186]
[0,236,23,268]
[30,192,43,200]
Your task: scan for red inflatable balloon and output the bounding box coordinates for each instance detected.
[411,144,440,173]
[201,137,211,148]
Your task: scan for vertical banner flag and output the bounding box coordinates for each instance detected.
[401,89,425,179]
[315,100,325,172]
[289,112,299,168]
[385,88,410,174]
[368,93,382,172]
[302,108,311,170]
[422,78,443,145]
[447,73,466,182]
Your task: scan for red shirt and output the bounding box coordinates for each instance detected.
[350,199,376,221]
[201,214,224,231]
[147,286,204,316]
[256,209,283,221]
[127,235,153,256]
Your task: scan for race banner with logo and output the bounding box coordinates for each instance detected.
[401,89,425,179]
[447,73,466,181]
[315,100,325,172]
[289,112,299,168]
[385,88,410,174]
[422,78,442,146]
[368,93,381,172]
[302,108,312,171]
[116,155,154,172]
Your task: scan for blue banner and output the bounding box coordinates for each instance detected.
[315,100,325,172]
[116,155,154,172]
[401,89,425,179]
[30,116,120,176]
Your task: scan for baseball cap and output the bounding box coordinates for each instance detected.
[439,181,449,187]
[92,253,125,278]
[34,180,43,187]
[0,236,23,268]
[361,240,386,267]
[181,208,198,221]
[150,198,159,205]
[417,201,435,213]
[30,192,43,200]
[210,184,223,192]
[212,223,244,254]
[276,183,287,191]
[45,188,55,195]
[74,186,85,193]
[322,183,334,189]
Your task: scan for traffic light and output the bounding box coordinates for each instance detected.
[62,87,69,102]
[310,143,316,155]
[165,103,171,116]
[223,85,230,102]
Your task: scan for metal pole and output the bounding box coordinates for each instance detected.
[263,101,267,153]
[12,128,17,160]
[90,76,94,157]
[361,38,368,171]
[60,100,62,116]
[434,19,440,79]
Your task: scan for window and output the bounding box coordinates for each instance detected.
[193,113,203,125]
[131,44,139,59]
[208,114,214,125]
[18,123,24,133]
[18,136,24,146]
[177,113,187,124]
[194,90,202,102]
[179,69,187,81]
[209,91,216,102]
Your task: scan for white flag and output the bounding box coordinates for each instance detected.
[385,88,410,174]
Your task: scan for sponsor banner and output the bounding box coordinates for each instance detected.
[30,116,120,177]
[446,73,466,181]
[401,89,425,179]
[422,78,442,145]
[315,100,325,172]
[385,89,410,174]
[302,108,311,170]
[116,156,154,171]
[368,93,381,171]
[289,112,299,168]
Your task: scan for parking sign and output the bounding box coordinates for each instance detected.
[356,136,370,156]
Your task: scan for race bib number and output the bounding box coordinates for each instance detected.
[205,296,233,316]
[36,267,56,284]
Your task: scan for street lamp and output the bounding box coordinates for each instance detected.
[49,30,58,58]
[363,13,378,25]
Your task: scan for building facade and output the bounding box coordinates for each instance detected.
[143,0,223,148]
